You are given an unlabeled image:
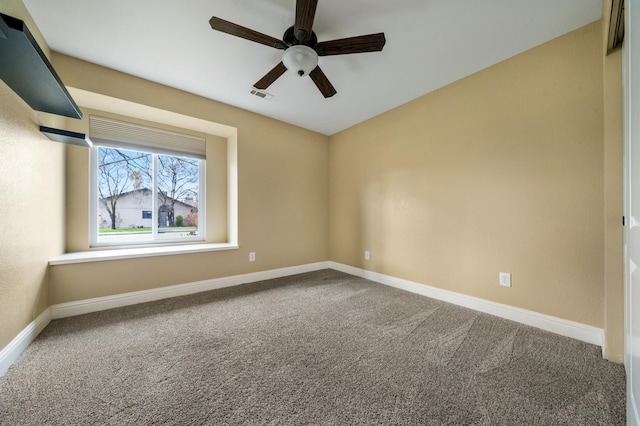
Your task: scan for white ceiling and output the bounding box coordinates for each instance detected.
[22,0,602,136]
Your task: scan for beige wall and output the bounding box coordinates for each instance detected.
[330,23,605,329]
[63,107,230,251]
[603,49,623,362]
[1,0,625,364]
[49,54,330,304]
[602,1,625,363]
[0,1,65,349]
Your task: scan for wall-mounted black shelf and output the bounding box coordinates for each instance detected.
[0,13,82,119]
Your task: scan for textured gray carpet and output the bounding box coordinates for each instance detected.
[0,269,626,425]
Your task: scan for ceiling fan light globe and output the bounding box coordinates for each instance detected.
[282,45,318,77]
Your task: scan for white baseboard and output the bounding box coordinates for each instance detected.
[0,308,52,377]
[2,260,604,378]
[630,390,640,426]
[1,262,329,377]
[328,262,604,348]
[51,261,330,319]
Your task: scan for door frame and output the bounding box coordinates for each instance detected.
[624,0,640,424]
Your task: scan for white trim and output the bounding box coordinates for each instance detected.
[0,309,52,377]
[227,132,238,246]
[89,147,207,249]
[49,243,239,265]
[51,262,330,319]
[3,262,606,377]
[1,263,327,376]
[328,262,604,347]
[89,146,98,247]
[624,2,640,425]
[67,87,239,261]
[198,156,207,244]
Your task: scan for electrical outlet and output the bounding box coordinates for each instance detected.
[364,250,370,260]
[499,272,511,287]
[249,252,255,262]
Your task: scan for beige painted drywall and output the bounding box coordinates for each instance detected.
[62,107,229,251]
[0,1,65,349]
[1,0,624,365]
[329,22,605,329]
[603,49,624,362]
[49,54,329,304]
[599,0,624,365]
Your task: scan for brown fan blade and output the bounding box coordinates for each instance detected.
[294,0,318,42]
[209,16,286,49]
[254,62,287,90]
[315,33,386,56]
[309,66,337,98]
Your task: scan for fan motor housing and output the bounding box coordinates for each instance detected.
[283,26,317,47]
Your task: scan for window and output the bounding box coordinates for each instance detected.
[90,117,206,247]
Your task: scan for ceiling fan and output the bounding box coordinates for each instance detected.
[209,0,386,98]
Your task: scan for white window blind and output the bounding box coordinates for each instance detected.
[89,116,206,159]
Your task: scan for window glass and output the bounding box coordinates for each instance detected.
[94,146,203,246]
[157,154,200,240]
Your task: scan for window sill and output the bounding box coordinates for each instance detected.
[49,243,239,265]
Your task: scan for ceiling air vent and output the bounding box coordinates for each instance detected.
[250,89,274,100]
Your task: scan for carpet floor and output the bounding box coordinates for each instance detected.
[0,269,626,425]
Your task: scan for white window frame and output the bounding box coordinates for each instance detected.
[48,92,239,265]
[89,118,207,248]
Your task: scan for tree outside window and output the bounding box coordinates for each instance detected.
[95,146,202,244]
[98,148,151,230]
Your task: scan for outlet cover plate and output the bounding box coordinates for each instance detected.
[499,272,511,287]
